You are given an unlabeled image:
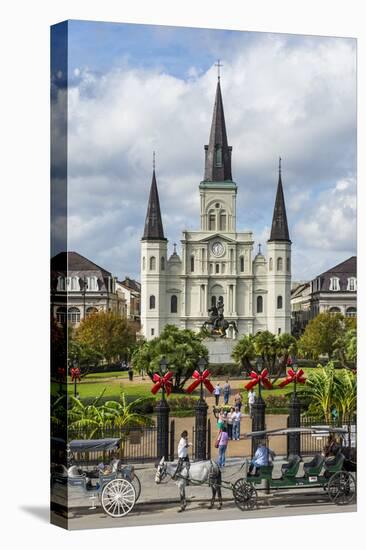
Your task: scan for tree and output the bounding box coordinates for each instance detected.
[231,334,255,375]
[299,312,356,360]
[132,324,208,392]
[301,364,336,422]
[333,369,357,422]
[232,331,297,382]
[333,328,357,370]
[74,310,137,365]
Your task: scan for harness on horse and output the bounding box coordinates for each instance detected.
[172,458,190,481]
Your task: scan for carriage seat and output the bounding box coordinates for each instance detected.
[324,452,345,475]
[281,455,301,478]
[303,454,324,476]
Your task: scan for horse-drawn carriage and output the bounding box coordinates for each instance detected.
[155,426,356,512]
[234,426,357,509]
[51,438,141,518]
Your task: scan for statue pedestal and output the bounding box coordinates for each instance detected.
[204,338,236,364]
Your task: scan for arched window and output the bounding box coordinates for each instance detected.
[56,306,67,324]
[161,257,165,271]
[219,211,226,231]
[257,296,263,313]
[190,255,195,272]
[149,295,155,309]
[142,257,146,270]
[277,296,283,309]
[329,277,340,291]
[329,306,341,314]
[215,145,222,166]
[240,256,244,272]
[149,256,156,270]
[211,296,217,307]
[68,307,80,323]
[171,295,178,313]
[269,258,273,271]
[86,306,98,317]
[209,210,216,231]
[346,307,357,318]
[277,257,283,271]
[286,257,290,272]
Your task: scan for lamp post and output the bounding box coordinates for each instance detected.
[288,355,301,457]
[195,357,209,460]
[251,357,266,455]
[70,358,80,398]
[155,357,170,460]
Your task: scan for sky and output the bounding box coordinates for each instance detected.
[54,20,356,281]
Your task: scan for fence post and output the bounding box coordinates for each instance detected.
[207,418,211,460]
[195,396,208,460]
[169,419,175,461]
[156,397,170,460]
[251,396,266,456]
[288,393,301,457]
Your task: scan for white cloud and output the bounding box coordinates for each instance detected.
[62,33,356,281]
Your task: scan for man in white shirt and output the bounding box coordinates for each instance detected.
[248,389,256,418]
[173,430,192,479]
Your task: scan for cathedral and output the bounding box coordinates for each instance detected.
[140,76,292,342]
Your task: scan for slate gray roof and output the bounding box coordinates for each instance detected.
[51,251,112,277]
[314,256,357,292]
[119,277,141,292]
[268,161,290,242]
[142,169,166,241]
[203,79,233,182]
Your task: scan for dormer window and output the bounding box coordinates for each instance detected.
[347,277,357,291]
[215,145,222,167]
[329,277,340,291]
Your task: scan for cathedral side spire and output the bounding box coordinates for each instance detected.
[204,74,232,182]
[268,157,290,242]
[142,164,166,241]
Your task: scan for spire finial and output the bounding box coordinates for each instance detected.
[173,243,177,254]
[258,243,262,255]
[215,59,223,80]
[153,150,156,171]
[279,156,282,175]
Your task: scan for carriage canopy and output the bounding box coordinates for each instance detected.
[68,438,121,453]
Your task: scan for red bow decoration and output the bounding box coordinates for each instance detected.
[186,369,214,394]
[278,368,306,388]
[151,371,174,396]
[245,369,273,390]
[70,367,81,382]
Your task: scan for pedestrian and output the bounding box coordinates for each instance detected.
[227,407,235,439]
[223,379,231,405]
[173,430,192,479]
[248,389,256,418]
[216,426,229,467]
[232,406,243,440]
[234,391,243,411]
[217,408,225,430]
[214,383,221,406]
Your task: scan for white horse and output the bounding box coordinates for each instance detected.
[155,457,222,512]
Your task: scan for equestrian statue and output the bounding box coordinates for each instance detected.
[201,297,238,338]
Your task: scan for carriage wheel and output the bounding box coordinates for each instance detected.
[233,478,258,511]
[101,478,136,517]
[327,471,356,505]
[131,474,141,502]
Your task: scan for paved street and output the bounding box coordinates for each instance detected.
[53,458,356,530]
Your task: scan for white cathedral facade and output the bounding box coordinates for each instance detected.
[141,78,292,341]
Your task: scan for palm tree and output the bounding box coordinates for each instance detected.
[232,334,256,375]
[254,331,278,373]
[68,390,106,439]
[300,364,336,422]
[333,369,357,422]
[103,393,154,430]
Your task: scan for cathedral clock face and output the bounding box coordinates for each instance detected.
[211,241,225,257]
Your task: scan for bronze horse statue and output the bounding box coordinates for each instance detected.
[201,317,238,338]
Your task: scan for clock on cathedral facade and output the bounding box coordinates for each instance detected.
[140,76,292,341]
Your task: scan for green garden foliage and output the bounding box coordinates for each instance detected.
[132,324,208,392]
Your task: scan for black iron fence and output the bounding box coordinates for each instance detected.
[191,418,211,461]
[67,423,176,465]
[298,416,357,456]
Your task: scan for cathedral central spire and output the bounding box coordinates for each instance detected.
[203,75,232,182]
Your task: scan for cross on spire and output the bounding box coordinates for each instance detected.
[279,156,282,175]
[173,243,177,254]
[153,150,156,171]
[215,59,223,80]
[258,243,262,255]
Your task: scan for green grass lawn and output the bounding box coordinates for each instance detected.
[83,371,129,380]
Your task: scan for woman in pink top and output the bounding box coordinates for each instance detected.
[217,426,229,467]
